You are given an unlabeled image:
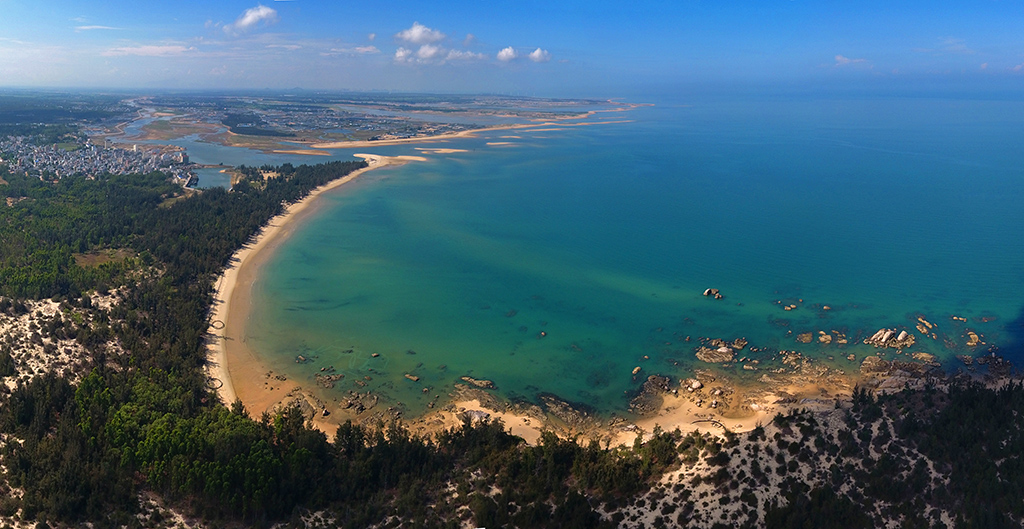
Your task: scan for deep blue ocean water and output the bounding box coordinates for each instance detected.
[221,95,1024,416]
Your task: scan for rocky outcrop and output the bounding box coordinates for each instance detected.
[703,288,724,299]
[696,345,735,363]
[460,376,496,389]
[860,356,939,379]
[539,393,593,427]
[864,328,916,349]
[315,373,344,389]
[629,375,674,415]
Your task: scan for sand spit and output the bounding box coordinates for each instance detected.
[309,120,632,150]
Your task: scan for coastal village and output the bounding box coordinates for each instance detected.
[0,135,195,185]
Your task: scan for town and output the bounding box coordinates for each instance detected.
[0,135,195,185]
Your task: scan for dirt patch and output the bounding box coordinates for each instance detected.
[74,248,135,267]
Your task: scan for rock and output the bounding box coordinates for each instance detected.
[539,393,593,427]
[797,332,813,344]
[462,409,491,422]
[967,331,982,347]
[689,379,703,391]
[731,338,748,350]
[696,345,734,363]
[404,374,420,382]
[460,376,495,389]
[911,352,939,365]
[703,288,720,297]
[860,356,890,375]
[632,366,642,375]
[864,327,916,349]
[956,354,974,366]
[629,376,672,415]
[314,373,344,389]
[818,332,832,344]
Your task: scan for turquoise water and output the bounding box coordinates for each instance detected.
[241,96,1024,417]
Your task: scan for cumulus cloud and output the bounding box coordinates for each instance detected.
[355,45,380,54]
[528,48,551,62]
[395,47,413,62]
[463,34,476,47]
[395,22,445,45]
[103,45,193,57]
[224,5,278,36]
[834,54,868,66]
[497,46,517,62]
[416,44,443,60]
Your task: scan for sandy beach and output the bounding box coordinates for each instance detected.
[206,154,424,435]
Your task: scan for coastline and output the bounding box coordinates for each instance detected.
[206,154,425,435]
[205,152,865,444]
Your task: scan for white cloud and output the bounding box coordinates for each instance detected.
[834,54,868,66]
[368,33,376,41]
[1013,63,1024,72]
[980,62,988,70]
[463,34,476,47]
[266,44,301,51]
[395,22,445,45]
[103,45,193,57]
[416,44,443,60]
[446,49,484,61]
[395,47,413,62]
[528,48,550,63]
[75,25,121,31]
[323,45,380,57]
[224,5,278,36]
[497,46,517,62]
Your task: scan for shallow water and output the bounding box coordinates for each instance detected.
[234,95,1024,417]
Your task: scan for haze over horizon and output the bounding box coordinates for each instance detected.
[2,1,1024,97]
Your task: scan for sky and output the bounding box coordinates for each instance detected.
[1,1,1024,96]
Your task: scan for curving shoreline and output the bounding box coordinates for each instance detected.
[204,154,863,443]
[205,154,424,434]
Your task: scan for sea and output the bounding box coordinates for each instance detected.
[159,94,1024,417]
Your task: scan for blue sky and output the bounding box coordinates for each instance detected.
[1,1,1023,96]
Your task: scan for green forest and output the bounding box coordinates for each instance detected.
[1,156,1024,528]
